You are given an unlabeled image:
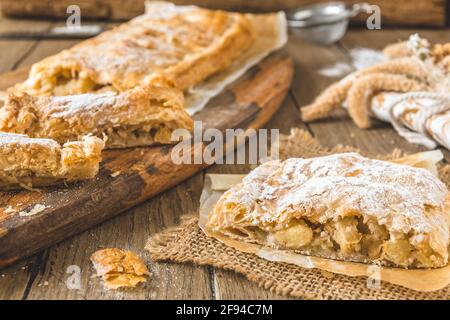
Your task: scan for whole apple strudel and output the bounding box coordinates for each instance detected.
[13,1,255,96]
[0,81,192,148]
[0,132,104,189]
[206,152,450,269]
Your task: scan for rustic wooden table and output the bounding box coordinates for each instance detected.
[0,17,448,299]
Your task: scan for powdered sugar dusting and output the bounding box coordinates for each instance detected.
[0,132,59,148]
[350,47,386,70]
[19,204,49,217]
[49,92,118,117]
[222,153,448,234]
[318,62,353,78]
[318,47,386,78]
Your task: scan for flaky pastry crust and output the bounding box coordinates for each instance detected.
[0,132,104,189]
[90,248,150,290]
[207,153,450,269]
[0,81,193,148]
[14,2,255,96]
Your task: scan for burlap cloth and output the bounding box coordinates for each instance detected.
[146,129,450,299]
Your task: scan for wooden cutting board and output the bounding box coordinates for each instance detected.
[0,51,293,269]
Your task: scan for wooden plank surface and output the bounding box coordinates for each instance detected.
[1,0,447,26]
[290,28,450,159]
[175,0,448,26]
[0,0,144,21]
[0,17,448,299]
[0,51,293,269]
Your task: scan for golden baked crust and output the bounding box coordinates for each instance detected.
[0,132,104,189]
[207,153,450,269]
[90,248,149,290]
[0,81,193,148]
[14,2,255,96]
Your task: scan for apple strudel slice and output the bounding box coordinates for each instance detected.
[207,152,450,269]
[0,81,193,148]
[14,2,255,96]
[0,132,104,190]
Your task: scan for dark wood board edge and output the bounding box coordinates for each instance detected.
[0,51,294,269]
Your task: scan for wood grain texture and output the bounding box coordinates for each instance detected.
[173,0,448,26]
[0,30,55,299]
[203,101,303,300]
[0,0,446,26]
[0,19,52,73]
[291,29,450,159]
[0,0,144,21]
[25,173,213,300]
[0,24,448,299]
[0,51,293,270]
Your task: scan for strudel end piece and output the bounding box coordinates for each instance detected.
[14,2,255,96]
[0,132,104,189]
[0,81,193,148]
[90,248,150,290]
[207,152,450,269]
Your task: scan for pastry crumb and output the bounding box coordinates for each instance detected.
[90,248,149,290]
[110,171,121,177]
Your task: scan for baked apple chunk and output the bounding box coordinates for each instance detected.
[207,152,450,269]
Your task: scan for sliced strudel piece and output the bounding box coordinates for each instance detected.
[14,2,255,96]
[0,81,193,148]
[207,152,450,269]
[0,132,104,189]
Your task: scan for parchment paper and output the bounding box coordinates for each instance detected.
[145,2,288,116]
[198,172,450,292]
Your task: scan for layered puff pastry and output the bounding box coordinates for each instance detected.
[0,81,193,148]
[13,2,255,96]
[207,152,450,269]
[90,248,150,290]
[0,132,104,189]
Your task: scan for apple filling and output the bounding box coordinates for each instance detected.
[22,68,117,96]
[104,123,175,148]
[218,215,447,268]
[0,134,104,189]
